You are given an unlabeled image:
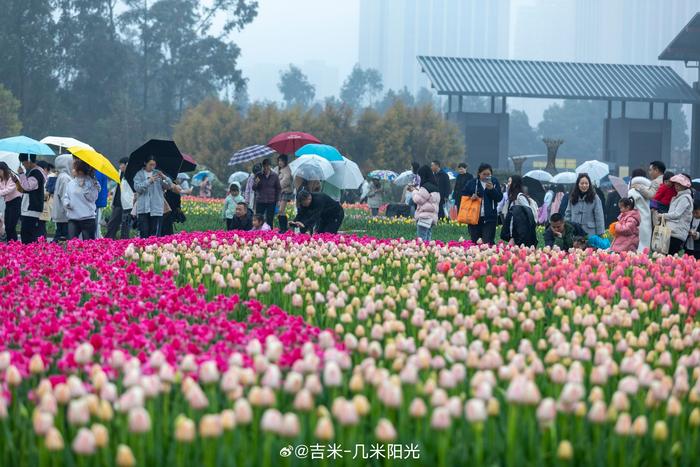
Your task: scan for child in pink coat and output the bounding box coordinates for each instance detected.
[611,197,640,253]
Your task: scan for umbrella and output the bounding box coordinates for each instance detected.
[228,145,276,166]
[228,171,249,184]
[180,153,197,173]
[0,152,20,172]
[551,172,578,184]
[192,170,216,187]
[524,169,553,183]
[67,147,121,184]
[608,175,628,198]
[267,131,320,155]
[0,136,55,156]
[289,155,334,181]
[125,139,184,190]
[295,144,343,162]
[176,173,190,180]
[326,157,364,189]
[368,170,398,181]
[576,160,609,184]
[522,176,546,205]
[41,136,93,152]
[393,170,415,186]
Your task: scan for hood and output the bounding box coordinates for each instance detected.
[621,209,640,221]
[55,154,73,175]
[630,176,651,187]
[230,181,241,191]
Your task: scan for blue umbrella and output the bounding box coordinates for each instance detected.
[228,145,276,166]
[0,136,55,156]
[295,144,343,162]
[192,170,216,187]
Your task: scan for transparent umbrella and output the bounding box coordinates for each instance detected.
[289,155,334,181]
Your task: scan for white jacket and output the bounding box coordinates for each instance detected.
[628,176,652,252]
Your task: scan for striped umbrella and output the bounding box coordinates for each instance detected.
[228,145,276,166]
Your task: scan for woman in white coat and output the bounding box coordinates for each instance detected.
[628,169,652,252]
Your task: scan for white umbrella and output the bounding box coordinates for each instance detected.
[289,154,334,181]
[40,136,94,152]
[551,172,578,184]
[228,171,249,184]
[575,160,609,184]
[693,178,700,184]
[393,170,415,186]
[176,173,190,180]
[524,169,553,183]
[0,152,20,172]
[325,157,364,189]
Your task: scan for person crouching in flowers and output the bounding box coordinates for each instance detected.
[222,182,244,230]
[413,165,440,241]
[611,197,640,253]
[251,213,271,231]
[228,202,253,231]
[63,158,101,240]
[289,190,345,234]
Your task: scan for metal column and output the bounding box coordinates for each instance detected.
[692,82,700,178]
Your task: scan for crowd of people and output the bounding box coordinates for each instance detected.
[0,154,195,243]
[397,158,698,257]
[221,155,345,235]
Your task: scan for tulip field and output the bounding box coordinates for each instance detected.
[2,208,700,466]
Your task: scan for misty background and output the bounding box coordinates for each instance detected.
[0,0,697,174]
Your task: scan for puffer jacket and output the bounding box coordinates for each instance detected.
[664,189,693,240]
[611,209,640,253]
[52,154,73,223]
[413,185,440,226]
[629,176,652,252]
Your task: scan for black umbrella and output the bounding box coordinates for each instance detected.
[125,140,184,190]
[522,176,545,206]
[180,153,197,172]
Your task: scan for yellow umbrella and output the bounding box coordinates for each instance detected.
[67,146,120,184]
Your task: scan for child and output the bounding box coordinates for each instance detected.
[650,171,676,213]
[252,213,271,231]
[611,197,640,253]
[686,200,700,259]
[222,183,244,230]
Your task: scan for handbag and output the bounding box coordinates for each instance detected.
[457,196,481,225]
[651,218,671,254]
[417,218,433,229]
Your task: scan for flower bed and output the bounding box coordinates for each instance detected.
[1,232,699,466]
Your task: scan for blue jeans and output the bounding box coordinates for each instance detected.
[417,224,432,241]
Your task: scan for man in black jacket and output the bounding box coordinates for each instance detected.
[290,191,345,234]
[229,202,253,231]
[431,160,451,220]
[452,162,473,211]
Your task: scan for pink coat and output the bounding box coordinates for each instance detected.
[611,209,640,253]
[413,187,440,226]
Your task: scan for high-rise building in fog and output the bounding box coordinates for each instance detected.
[359,0,510,94]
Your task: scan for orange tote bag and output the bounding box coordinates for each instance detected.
[457,196,481,225]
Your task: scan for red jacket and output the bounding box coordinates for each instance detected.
[652,184,676,207]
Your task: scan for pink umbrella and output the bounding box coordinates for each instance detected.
[267,131,320,155]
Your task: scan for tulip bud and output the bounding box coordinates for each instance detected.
[653,420,668,441]
[5,365,22,386]
[315,416,335,440]
[45,427,64,451]
[127,407,151,433]
[557,440,573,461]
[689,408,700,427]
[200,414,223,438]
[91,423,109,448]
[29,355,45,374]
[375,418,397,442]
[72,428,96,455]
[116,444,136,467]
[74,343,94,365]
[174,415,196,442]
[220,410,236,430]
[32,410,54,436]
